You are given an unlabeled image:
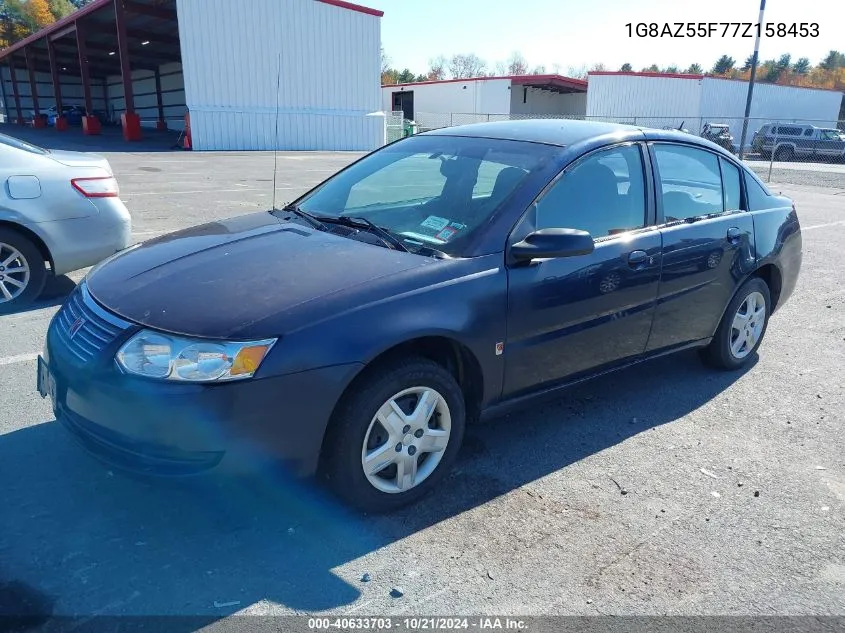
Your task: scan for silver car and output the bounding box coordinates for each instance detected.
[0,132,131,310]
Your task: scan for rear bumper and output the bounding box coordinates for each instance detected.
[36,198,132,275]
[42,316,363,478]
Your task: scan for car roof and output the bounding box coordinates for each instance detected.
[421,118,734,155]
[422,119,644,147]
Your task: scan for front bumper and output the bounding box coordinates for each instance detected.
[41,299,362,478]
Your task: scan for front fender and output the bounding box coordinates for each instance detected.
[257,255,509,405]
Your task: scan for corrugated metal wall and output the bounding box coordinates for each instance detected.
[176,0,383,151]
[1,66,107,121]
[586,74,703,128]
[699,77,842,142]
[105,62,186,130]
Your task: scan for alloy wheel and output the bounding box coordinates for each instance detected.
[0,242,30,303]
[361,386,452,494]
[729,291,766,359]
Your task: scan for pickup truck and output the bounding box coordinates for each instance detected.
[754,124,845,162]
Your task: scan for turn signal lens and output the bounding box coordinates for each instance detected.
[231,344,272,376]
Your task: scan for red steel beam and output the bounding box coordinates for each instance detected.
[48,41,64,112]
[154,65,164,121]
[76,22,95,115]
[24,47,41,116]
[49,24,78,42]
[114,0,135,116]
[7,59,24,123]
[126,28,179,44]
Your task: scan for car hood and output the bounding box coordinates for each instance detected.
[47,149,112,174]
[86,212,432,339]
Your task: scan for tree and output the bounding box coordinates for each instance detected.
[792,57,811,74]
[449,53,486,79]
[590,63,606,72]
[504,51,528,75]
[396,68,416,84]
[425,55,447,81]
[24,0,54,29]
[664,65,679,73]
[776,53,792,72]
[380,47,390,74]
[620,63,632,72]
[551,62,562,74]
[740,55,755,71]
[566,64,588,79]
[711,55,735,74]
[685,63,703,74]
[643,64,660,72]
[530,65,546,75]
[820,50,845,70]
[48,0,76,19]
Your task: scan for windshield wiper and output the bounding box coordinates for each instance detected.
[322,216,410,253]
[279,203,329,232]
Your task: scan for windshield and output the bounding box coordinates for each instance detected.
[296,135,554,256]
[0,132,48,155]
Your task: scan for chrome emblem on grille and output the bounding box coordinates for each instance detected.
[68,317,86,339]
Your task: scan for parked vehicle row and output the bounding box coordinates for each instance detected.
[29,105,111,127]
[34,120,802,513]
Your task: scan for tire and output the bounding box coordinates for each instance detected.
[774,146,794,162]
[700,277,771,371]
[0,228,48,312]
[320,356,466,513]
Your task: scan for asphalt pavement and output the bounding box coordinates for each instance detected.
[0,131,843,621]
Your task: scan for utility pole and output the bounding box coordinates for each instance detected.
[738,0,766,160]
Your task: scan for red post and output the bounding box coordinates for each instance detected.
[24,47,45,127]
[47,41,67,131]
[115,0,142,141]
[7,59,24,125]
[76,21,100,135]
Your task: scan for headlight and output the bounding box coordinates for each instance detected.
[116,330,276,382]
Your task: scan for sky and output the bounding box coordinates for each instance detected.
[366,0,840,75]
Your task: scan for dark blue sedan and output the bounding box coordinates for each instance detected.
[38,120,802,512]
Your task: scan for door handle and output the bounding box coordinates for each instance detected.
[727,227,742,243]
[627,250,648,268]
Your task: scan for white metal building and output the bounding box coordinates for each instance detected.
[586,71,844,144]
[1,0,383,151]
[178,0,384,150]
[381,75,588,131]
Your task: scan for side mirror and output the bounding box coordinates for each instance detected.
[510,228,594,262]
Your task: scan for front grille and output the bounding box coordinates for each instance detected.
[53,284,131,362]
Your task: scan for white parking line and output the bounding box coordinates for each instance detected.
[802,220,845,231]
[0,353,39,366]
[122,187,290,196]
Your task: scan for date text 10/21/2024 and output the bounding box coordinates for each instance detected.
[624,22,819,38]
[308,617,528,630]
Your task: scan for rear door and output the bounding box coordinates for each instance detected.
[645,143,756,352]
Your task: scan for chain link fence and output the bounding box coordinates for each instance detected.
[400,112,845,188]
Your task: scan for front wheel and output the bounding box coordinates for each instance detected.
[320,357,466,513]
[700,277,771,370]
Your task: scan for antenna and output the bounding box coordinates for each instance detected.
[271,53,281,210]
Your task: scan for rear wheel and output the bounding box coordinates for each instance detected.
[0,228,48,312]
[774,145,794,162]
[320,357,466,513]
[700,277,771,370]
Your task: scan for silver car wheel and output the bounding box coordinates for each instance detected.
[0,242,30,303]
[730,291,766,359]
[361,386,452,494]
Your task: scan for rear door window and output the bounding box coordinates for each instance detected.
[653,144,723,220]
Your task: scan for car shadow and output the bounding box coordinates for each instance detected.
[0,275,76,316]
[0,350,756,624]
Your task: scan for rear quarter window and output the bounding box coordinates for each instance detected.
[745,172,774,211]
